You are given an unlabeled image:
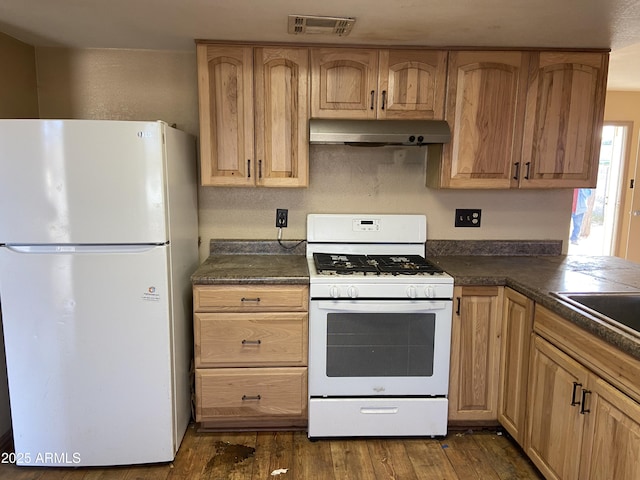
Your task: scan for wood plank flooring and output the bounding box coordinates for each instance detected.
[0,425,543,479]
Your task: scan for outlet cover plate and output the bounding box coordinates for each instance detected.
[455,209,481,227]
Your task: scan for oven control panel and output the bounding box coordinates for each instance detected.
[352,218,380,232]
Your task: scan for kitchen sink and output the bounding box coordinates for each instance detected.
[553,292,640,334]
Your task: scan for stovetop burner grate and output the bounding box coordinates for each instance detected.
[313,253,444,276]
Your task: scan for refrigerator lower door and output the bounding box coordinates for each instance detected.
[0,245,182,466]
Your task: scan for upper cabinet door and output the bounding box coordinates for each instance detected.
[377,50,447,120]
[441,51,529,188]
[310,48,379,119]
[197,44,254,186]
[520,52,609,188]
[254,47,309,187]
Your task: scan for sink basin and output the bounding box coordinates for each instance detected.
[553,292,640,334]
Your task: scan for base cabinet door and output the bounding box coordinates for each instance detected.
[498,287,533,445]
[526,335,589,480]
[579,376,640,479]
[448,286,503,422]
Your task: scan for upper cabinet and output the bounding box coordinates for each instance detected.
[197,43,309,187]
[429,51,529,188]
[196,42,608,189]
[310,48,447,120]
[520,52,608,188]
[426,50,608,189]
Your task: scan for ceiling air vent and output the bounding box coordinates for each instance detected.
[287,15,355,36]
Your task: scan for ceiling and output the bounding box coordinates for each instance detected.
[2,0,640,90]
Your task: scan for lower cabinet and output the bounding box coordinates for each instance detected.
[193,284,309,429]
[448,286,503,422]
[526,306,640,480]
[579,376,640,479]
[498,287,534,445]
[196,368,307,428]
[526,335,589,480]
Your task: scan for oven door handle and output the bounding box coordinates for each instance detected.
[316,301,450,312]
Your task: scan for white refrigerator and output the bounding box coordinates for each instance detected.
[0,120,199,466]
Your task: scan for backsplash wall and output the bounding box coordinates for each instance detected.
[33,47,573,261]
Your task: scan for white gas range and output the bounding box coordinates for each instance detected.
[306,214,454,438]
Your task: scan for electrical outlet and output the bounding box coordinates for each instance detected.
[276,208,288,228]
[455,209,481,227]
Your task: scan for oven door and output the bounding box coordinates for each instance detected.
[309,299,452,397]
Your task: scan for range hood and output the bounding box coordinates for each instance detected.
[309,119,451,146]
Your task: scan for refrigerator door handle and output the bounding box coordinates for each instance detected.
[4,244,165,254]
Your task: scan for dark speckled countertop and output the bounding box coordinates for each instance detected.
[428,254,640,360]
[191,240,308,285]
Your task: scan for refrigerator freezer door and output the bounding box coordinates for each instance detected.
[0,120,169,244]
[0,245,179,466]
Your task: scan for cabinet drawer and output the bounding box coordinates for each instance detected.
[194,285,309,312]
[195,367,307,421]
[195,312,308,367]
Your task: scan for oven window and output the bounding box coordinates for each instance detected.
[326,313,435,377]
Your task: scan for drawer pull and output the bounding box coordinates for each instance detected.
[241,297,261,303]
[360,407,399,415]
[241,339,262,345]
[580,389,591,414]
[242,394,261,401]
[571,382,582,406]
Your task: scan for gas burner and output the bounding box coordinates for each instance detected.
[313,253,443,276]
[369,254,444,275]
[313,253,379,275]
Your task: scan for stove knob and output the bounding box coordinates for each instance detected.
[346,286,359,299]
[406,285,417,298]
[424,285,436,298]
[329,286,340,299]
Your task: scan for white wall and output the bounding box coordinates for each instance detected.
[199,145,573,258]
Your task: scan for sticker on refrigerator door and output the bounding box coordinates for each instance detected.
[142,286,160,302]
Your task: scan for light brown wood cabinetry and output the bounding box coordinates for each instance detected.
[448,286,503,423]
[197,43,308,187]
[310,48,447,120]
[579,376,640,479]
[429,51,529,189]
[520,52,608,188]
[526,335,589,480]
[426,50,608,189]
[193,284,309,429]
[498,287,534,445]
[526,305,640,480]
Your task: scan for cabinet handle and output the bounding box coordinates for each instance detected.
[241,339,262,345]
[241,297,261,303]
[524,162,531,180]
[247,159,251,178]
[370,90,375,110]
[258,159,262,178]
[381,90,387,110]
[456,297,461,316]
[571,382,582,406]
[242,395,261,401]
[580,389,591,414]
[513,162,520,180]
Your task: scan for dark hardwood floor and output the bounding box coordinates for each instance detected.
[0,425,543,479]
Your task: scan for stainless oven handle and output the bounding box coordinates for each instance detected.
[316,301,449,312]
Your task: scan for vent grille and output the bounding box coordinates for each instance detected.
[287,15,355,36]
